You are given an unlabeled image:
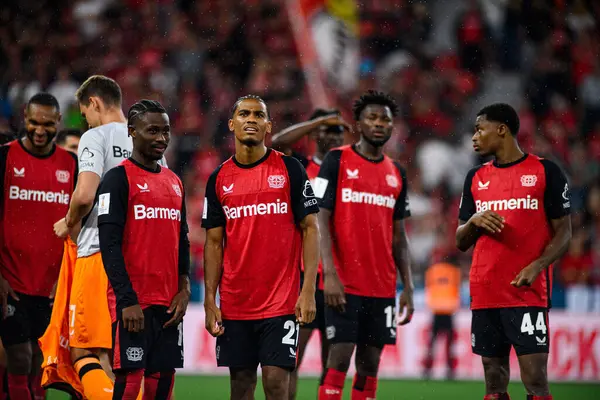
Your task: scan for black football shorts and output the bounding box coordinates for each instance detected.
[471,307,550,357]
[112,305,184,372]
[0,292,52,347]
[300,272,326,333]
[324,294,397,347]
[216,314,299,370]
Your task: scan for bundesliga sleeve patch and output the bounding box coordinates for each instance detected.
[313,177,328,199]
[98,193,110,215]
[202,197,208,219]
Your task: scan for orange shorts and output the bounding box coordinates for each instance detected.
[69,252,112,349]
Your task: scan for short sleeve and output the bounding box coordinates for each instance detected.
[78,130,105,177]
[541,159,571,219]
[393,162,411,220]
[201,165,226,229]
[458,167,479,222]
[97,166,129,227]
[314,149,342,211]
[283,155,320,223]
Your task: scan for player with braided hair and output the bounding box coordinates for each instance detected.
[98,99,189,399]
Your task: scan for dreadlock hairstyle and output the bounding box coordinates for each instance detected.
[230,94,269,119]
[352,90,399,122]
[127,100,167,128]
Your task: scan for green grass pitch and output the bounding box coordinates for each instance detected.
[46,375,599,399]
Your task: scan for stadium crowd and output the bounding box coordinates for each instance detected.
[1,0,599,312]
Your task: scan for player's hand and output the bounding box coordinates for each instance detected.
[469,211,505,234]
[0,276,19,319]
[295,290,316,325]
[53,218,71,239]
[204,303,224,337]
[511,262,543,287]
[324,272,346,313]
[323,115,352,132]
[398,289,415,325]
[122,304,145,333]
[164,289,190,328]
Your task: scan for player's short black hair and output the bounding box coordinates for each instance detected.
[231,95,269,119]
[127,100,168,128]
[27,93,60,112]
[352,90,398,121]
[477,103,520,136]
[55,129,82,145]
[309,108,340,121]
[75,75,122,107]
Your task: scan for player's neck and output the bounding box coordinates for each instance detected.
[21,137,53,156]
[235,143,267,165]
[355,139,383,160]
[494,144,525,165]
[131,150,159,171]
[99,109,127,126]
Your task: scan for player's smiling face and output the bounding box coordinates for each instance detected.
[131,112,170,161]
[357,104,393,147]
[24,103,60,149]
[229,99,272,147]
[473,115,502,156]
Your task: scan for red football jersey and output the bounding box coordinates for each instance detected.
[314,145,410,298]
[0,140,77,296]
[202,149,319,320]
[459,154,571,309]
[98,159,186,310]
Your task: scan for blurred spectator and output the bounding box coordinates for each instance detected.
[48,66,79,113]
[580,63,600,136]
[454,0,491,75]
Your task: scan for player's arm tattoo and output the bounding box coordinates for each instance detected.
[203,226,224,306]
[66,171,101,227]
[299,213,319,293]
[393,220,414,291]
[531,215,572,272]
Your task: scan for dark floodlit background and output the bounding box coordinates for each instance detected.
[1,0,599,392]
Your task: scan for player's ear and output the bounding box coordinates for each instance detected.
[228,119,234,132]
[128,125,136,138]
[265,120,272,135]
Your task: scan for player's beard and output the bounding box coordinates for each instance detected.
[26,129,55,149]
[240,137,262,147]
[362,132,391,148]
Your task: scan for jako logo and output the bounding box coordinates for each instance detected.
[9,186,70,204]
[475,196,539,212]
[223,199,288,219]
[341,188,395,209]
[134,205,181,221]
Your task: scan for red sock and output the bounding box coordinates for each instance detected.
[351,375,377,399]
[318,369,346,400]
[114,369,144,400]
[30,372,46,400]
[7,374,32,399]
[484,394,511,400]
[527,396,552,400]
[144,371,175,399]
